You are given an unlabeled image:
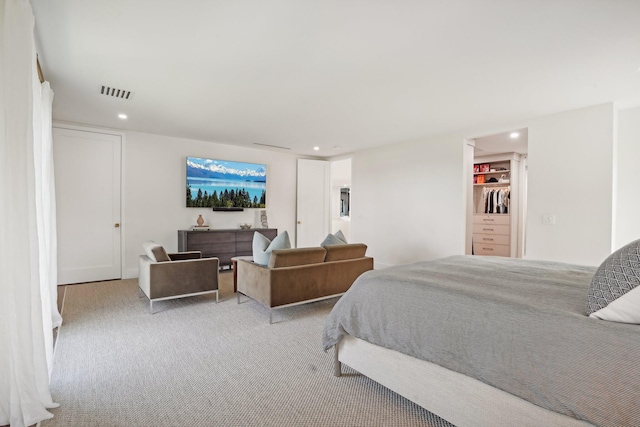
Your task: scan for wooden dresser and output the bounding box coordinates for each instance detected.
[177,228,278,266]
[472,214,510,257]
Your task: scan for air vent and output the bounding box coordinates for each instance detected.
[100,85,134,100]
[253,142,291,150]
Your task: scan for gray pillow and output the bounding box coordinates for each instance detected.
[252,231,291,266]
[142,241,171,262]
[334,230,347,243]
[321,233,346,247]
[586,239,640,320]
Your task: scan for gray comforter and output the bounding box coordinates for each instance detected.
[322,255,640,427]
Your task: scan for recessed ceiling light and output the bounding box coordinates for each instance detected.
[118,113,127,119]
[509,132,519,139]
[313,146,320,151]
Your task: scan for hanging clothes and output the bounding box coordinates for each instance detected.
[482,187,510,214]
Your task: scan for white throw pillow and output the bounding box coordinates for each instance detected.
[252,231,291,266]
[590,286,640,323]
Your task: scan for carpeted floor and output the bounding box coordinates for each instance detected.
[43,273,454,427]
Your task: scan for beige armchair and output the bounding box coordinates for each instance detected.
[138,242,219,313]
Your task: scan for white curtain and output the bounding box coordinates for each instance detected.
[0,0,61,426]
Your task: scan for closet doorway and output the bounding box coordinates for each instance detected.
[466,129,528,258]
[330,159,351,242]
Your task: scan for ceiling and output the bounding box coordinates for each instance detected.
[31,0,640,158]
[474,128,528,157]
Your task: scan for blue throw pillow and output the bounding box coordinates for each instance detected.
[252,231,291,266]
[321,232,347,247]
[334,230,347,243]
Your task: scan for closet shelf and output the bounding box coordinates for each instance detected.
[474,182,510,186]
[473,170,510,175]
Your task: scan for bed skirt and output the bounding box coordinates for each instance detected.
[335,335,594,427]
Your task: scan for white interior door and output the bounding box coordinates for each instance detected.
[53,127,122,284]
[296,159,330,248]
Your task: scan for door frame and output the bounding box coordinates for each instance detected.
[296,159,330,248]
[53,121,126,282]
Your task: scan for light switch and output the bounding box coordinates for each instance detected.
[542,214,556,225]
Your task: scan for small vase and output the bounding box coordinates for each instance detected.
[196,215,204,227]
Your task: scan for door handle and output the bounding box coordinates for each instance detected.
[115,223,120,228]
[297,221,301,224]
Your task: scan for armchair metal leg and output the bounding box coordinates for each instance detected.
[216,290,219,304]
[334,347,342,377]
[150,300,155,314]
[138,287,143,298]
[269,309,273,324]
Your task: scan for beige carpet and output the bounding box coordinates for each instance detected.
[43,272,454,427]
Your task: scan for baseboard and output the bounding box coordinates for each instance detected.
[124,268,139,279]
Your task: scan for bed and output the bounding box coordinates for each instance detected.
[322,254,640,427]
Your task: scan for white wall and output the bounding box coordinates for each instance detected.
[351,135,466,268]
[615,106,640,249]
[526,103,615,265]
[124,131,299,278]
[350,103,618,268]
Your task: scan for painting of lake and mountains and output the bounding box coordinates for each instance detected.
[186,157,266,208]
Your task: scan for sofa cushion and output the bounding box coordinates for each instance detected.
[324,243,368,262]
[142,241,171,262]
[269,247,327,268]
[253,231,291,266]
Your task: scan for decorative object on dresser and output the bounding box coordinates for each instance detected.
[192,214,210,231]
[260,210,268,227]
[138,241,219,313]
[178,228,277,267]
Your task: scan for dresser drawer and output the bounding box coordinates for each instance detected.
[473,243,510,257]
[472,234,510,246]
[473,214,510,225]
[472,223,510,235]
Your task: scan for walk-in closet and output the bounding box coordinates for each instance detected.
[466,129,528,258]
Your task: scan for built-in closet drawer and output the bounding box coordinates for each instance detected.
[473,244,510,257]
[472,223,510,236]
[473,214,510,226]
[472,234,510,246]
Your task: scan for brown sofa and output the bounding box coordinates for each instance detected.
[237,243,373,323]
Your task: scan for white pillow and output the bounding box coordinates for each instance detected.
[590,286,640,323]
[252,231,291,266]
[587,239,640,323]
